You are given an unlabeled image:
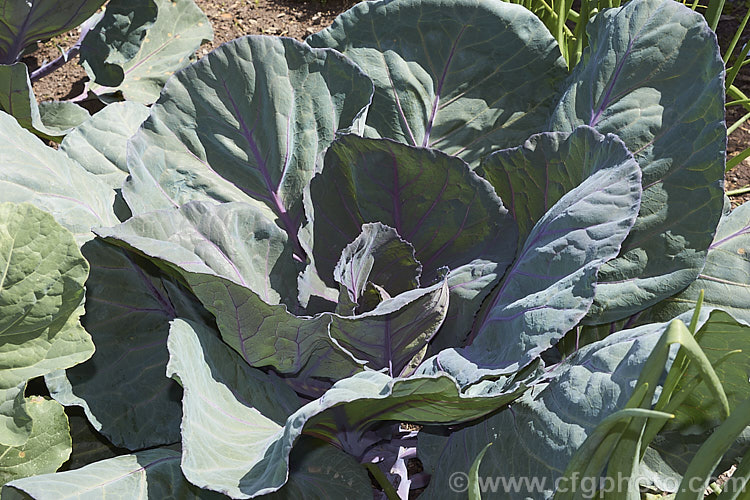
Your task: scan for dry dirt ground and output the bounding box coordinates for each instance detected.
[23,0,750,206]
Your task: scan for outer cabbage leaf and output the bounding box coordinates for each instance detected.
[45,242,212,450]
[0,0,105,64]
[478,126,635,245]
[0,110,117,244]
[98,199,450,385]
[418,314,680,500]
[79,0,158,88]
[307,0,568,167]
[262,437,374,500]
[0,63,89,138]
[85,0,212,104]
[2,448,224,499]
[166,319,531,498]
[60,101,150,188]
[0,396,71,484]
[418,309,750,499]
[96,201,297,307]
[0,203,92,446]
[550,0,726,322]
[122,34,374,248]
[0,108,213,450]
[422,130,641,383]
[307,135,517,344]
[646,201,750,323]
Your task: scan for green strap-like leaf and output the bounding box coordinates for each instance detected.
[85,0,212,104]
[418,315,675,500]
[550,0,726,323]
[307,0,568,167]
[665,310,750,433]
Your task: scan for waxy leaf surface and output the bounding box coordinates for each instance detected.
[647,203,750,323]
[308,135,517,342]
[0,203,92,446]
[61,101,150,188]
[550,0,726,322]
[167,319,530,498]
[123,34,373,240]
[3,448,224,499]
[86,0,212,104]
[0,0,105,64]
[0,63,89,138]
[0,110,117,244]
[423,129,641,383]
[307,0,568,166]
[79,0,159,88]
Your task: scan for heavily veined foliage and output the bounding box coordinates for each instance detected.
[0,0,742,497]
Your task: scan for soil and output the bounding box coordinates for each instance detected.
[23,0,750,206]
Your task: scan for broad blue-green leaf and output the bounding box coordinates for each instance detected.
[478,126,636,245]
[97,200,450,386]
[307,0,568,167]
[0,110,118,244]
[425,139,641,382]
[0,203,93,446]
[79,0,159,88]
[46,241,211,450]
[0,0,105,64]
[334,222,422,316]
[60,101,150,188]
[263,437,373,500]
[646,202,750,323]
[37,101,91,135]
[0,63,89,138]
[419,308,750,499]
[307,135,517,343]
[0,396,71,484]
[122,35,373,251]
[418,317,672,500]
[86,0,212,104]
[0,99,201,452]
[2,448,224,499]
[167,319,530,498]
[328,279,449,377]
[95,202,360,382]
[550,0,726,323]
[96,201,297,306]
